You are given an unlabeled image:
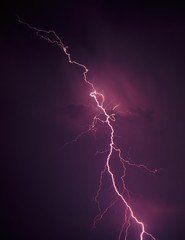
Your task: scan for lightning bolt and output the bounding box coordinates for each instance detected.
[18,18,157,240]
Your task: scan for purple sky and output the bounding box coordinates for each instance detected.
[1,1,185,239]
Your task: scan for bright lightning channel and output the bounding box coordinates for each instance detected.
[18,18,157,240]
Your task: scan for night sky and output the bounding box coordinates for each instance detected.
[1,1,185,240]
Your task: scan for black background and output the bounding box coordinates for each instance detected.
[1,1,185,239]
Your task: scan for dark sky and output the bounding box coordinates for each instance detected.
[1,1,185,240]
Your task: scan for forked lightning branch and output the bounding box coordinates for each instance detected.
[18,18,157,240]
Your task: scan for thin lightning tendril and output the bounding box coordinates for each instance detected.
[18,18,157,240]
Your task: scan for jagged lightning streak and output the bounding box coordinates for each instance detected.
[18,18,157,240]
